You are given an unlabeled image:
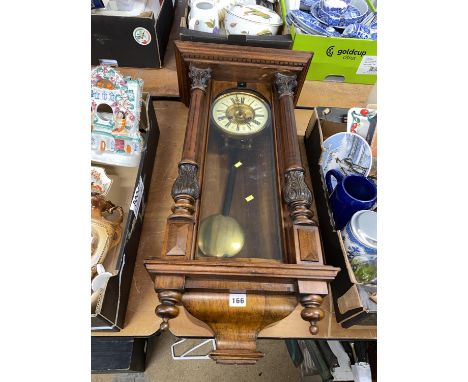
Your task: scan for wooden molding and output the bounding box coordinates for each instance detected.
[174,41,312,106]
[144,259,339,281]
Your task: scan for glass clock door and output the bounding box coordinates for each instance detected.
[196,88,284,261]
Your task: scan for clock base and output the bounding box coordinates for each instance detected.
[182,291,297,365]
[210,349,264,365]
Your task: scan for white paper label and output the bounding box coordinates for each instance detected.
[130,176,144,218]
[229,293,246,307]
[356,56,377,75]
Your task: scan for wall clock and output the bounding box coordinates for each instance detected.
[144,41,340,364]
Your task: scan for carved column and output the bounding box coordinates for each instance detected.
[275,73,316,226]
[300,294,325,335]
[154,66,212,331]
[170,65,211,220]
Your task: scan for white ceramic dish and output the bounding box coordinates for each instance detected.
[225,4,282,36]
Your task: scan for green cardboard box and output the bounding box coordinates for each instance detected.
[280,0,377,84]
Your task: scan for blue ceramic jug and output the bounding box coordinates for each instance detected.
[325,169,377,230]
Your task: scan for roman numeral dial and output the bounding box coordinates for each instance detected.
[211,91,270,136]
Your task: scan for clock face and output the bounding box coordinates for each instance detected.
[211,90,270,136]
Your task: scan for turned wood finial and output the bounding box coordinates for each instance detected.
[300,294,325,335]
[275,73,297,98]
[156,290,183,331]
[189,65,212,92]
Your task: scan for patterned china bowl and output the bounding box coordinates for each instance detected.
[225,4,282,36]
[320,0,351,15]
[300,0,318,11]
[311,0,368,28]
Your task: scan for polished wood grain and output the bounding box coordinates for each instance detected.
[145,259,338,281]
[296,226,321,262]
[182,292,297,364]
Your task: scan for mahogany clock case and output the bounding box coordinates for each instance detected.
[144,41,340,364]
[304,108,377,328]
[92,93,160,331]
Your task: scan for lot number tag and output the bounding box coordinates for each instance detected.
[229,293,247,307]
[130,176,144,218]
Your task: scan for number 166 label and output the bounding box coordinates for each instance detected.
[229,293,247,307]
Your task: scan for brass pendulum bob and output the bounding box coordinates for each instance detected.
[198,157,245,257]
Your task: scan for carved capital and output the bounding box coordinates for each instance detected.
[189,65,212,92]
[171,163,200,200]
[156,290,183,331]
[275,73,297,98]
[300,294,325,335]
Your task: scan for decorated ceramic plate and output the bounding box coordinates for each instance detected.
[320,132,372,185]
[91,166,113,196]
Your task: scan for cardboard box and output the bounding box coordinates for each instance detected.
[279,0,377,85]
[179,2,292,49]
[91,0,175,68]
[91,93,160,331]
[304,107,376,327]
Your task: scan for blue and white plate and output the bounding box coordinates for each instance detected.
[320,132,372,186]
[311,0,368,28]
[289,10,340,36]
